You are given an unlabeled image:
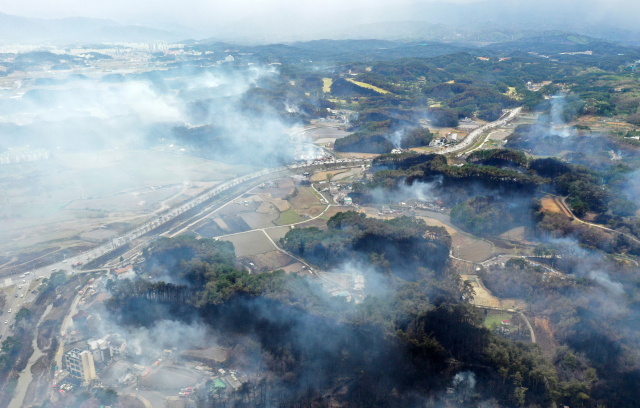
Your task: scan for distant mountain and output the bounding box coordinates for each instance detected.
[198,0,640,46]
[0,12,187,44]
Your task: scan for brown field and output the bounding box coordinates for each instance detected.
[255,201,274,214]
[332,167,363,181]
[499,226,525,241]
[260,195,290,212]
[265,226,290,241]
[416,216,458,236]
[488,130,512,140]
[311,169,348,182]
[540,195,563,214]
[460,274,501,307]
[299,205,326,218]
[239,211,279,229]
[220,230,275,257]
[243,250,296,272]
[289,187,321,209]
[454,235,493,262]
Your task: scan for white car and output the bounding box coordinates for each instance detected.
[52,268,57,271]
[20,294,23,298]
[8,309,11,313]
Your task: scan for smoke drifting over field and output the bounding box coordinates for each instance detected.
[0,64,299,166]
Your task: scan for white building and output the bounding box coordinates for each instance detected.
[64,348,97,382]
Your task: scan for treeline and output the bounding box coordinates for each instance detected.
[281,211,451,280]
[450,195,540,236]
[480,254,640,407]
[334,120,433,153]
[106,234,568,407]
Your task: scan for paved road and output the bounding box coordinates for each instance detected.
[437,107,522,156]
[0,278,35,339]
[0,159,370,347]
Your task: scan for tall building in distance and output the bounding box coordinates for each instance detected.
[64,348,97,382]
[148,41,168,53]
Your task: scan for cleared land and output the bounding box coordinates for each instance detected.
[275,209,304,225]
[0,150,254,264]
[460,274,501,307]
[540,195,563,214]
[484,312,513,328]
[345,78,390,94]
[322,78,332,93]
[220,230,275,257]
[311,170,348,182]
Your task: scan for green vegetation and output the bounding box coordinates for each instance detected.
[335,121,433,153]
[106,230,567,408]
[484,313,512,329]
[275,209,303,225]
[282,211,450,279]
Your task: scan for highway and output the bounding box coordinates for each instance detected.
[0,158,369,345]
[0,279,32,340]
[437,107,522,157]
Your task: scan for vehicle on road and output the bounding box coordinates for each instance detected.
[4,321,6,324]
[8,309,11,313]
[52,268,57,271]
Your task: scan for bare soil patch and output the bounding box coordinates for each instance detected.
[260,195,290,212]
[243,251,296,272]
[265,226,290,242]
[289,187,321,210]
[240,211,279,229]
[311,170,347,182]
[540,195,562,214]
[222,231,275,257]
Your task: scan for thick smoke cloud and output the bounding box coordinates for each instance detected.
[0,64,297,166]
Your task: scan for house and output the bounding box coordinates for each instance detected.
[501,320,511,326]
[111,265,135,280]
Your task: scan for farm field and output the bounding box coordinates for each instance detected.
[0,149,256,263]
[345,78,390,94]
[275,209,304,225]
[484,312,513,329]
[221,230,275,257]
[322,78,332,93]
[540,195,563,214]
[460,274,501,307]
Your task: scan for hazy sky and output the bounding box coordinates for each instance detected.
[2,0,639,40]
[2,0,482,22]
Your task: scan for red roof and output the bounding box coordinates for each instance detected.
[113,265,133,275]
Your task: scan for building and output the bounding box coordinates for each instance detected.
[87,336,112,362]
[64,348,97,381]
[343,197,353,205]
[111,265,135,280]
